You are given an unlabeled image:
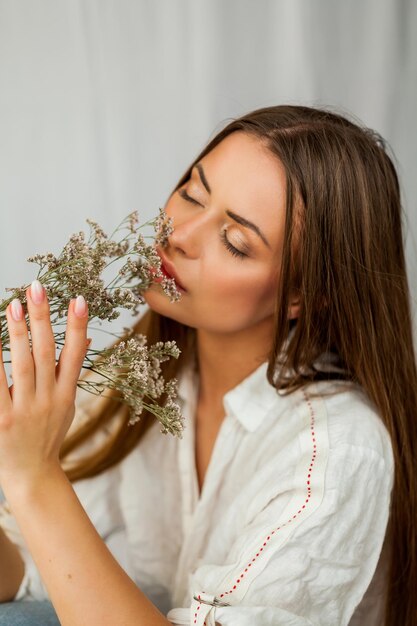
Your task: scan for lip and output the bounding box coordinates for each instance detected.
[155,249,187,292]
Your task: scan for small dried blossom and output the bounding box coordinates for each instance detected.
[0,210,185,437]
[81,335,184,436]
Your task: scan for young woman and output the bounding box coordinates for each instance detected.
[0,105,416,626]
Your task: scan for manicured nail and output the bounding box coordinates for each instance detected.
[11,299,24,322]
[30,280,45,305]
[74,295,87,318]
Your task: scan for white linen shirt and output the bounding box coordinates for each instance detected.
[0,355,394,626]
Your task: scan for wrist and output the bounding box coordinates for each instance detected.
[1,462,66,508]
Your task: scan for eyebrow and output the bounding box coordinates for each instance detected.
[193,162,271,248]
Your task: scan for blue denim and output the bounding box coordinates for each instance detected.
[0,601,60,625]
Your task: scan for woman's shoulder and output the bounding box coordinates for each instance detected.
[311,379,394,463]
[261,375,394,482]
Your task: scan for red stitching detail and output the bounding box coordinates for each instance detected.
[215,390,317,601]
[193,593,202,623]
[193,593,214,624]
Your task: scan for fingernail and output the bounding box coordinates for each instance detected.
[11,299,24,322]
[30,280,45,305]
[74,295,87,318]
[86,338,92,349]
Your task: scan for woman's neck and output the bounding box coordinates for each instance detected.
[195,321,273,405]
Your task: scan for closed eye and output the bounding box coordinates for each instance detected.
[177,188,248,259]
[178,188,201,206]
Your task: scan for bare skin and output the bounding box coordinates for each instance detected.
[194,399,225,495]
[0,527,24,602]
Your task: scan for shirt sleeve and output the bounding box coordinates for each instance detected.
[167,444,394,626]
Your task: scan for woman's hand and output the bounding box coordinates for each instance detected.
[0,280,89,491]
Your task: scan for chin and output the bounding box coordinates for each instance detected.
[142,288,187,322]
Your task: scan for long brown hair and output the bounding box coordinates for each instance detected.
[61,105,417,626]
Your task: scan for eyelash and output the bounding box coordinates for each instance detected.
[178,188,248,259]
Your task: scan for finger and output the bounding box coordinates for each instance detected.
[0,339,13,413]
[55,337,92,380]
[26,281,56,397]
[56,296,88,403]
[6,299,35,404]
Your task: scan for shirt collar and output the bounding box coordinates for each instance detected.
[222,361,280,432]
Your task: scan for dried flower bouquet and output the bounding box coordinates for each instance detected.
[0,209,185,437]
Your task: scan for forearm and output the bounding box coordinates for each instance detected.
[2,467,171,626]
[0,525,25,602]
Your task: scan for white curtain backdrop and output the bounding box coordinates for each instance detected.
[0,0,416,347]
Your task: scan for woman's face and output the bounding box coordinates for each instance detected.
[143,131,291,334]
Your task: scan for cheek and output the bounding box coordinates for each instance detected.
[203,267,279,320]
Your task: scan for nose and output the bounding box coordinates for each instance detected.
[166,209,210,258]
